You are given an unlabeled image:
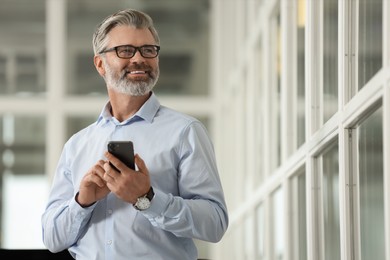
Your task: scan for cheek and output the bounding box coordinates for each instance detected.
[150,60,159,71]
[105,60,127,75]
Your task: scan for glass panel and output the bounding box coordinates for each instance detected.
[66,116,96,140]
[358,0,382,90]
[0,0,46,96]
[291,169,307,260]
[219,225,241,260]
[297,0,306,148]
[1,115,46,175]
[66,0,210,96]
[15,54,45,94]
[323,0,338,123]
[272,188,284,260]
[255,38,265,186]
[256,204,265,259]
[0,115,46,248]
[0,56,6,94]
[72,52,105,95]
[358,107,384,260]
[322,142,340,260]
[244,215,254,260]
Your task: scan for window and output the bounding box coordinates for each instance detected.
[256,203,265,259]
[290,168,307,260]
[0,0,46,96]
[297,0,306,148]
[0,115,46,248]
[357,0,382,91]
[321,142,340,260]
[358,107,384,259]
[270,2,282,170]
[271,187,285,260]
[323,0,338,123]
[212,0,388,259]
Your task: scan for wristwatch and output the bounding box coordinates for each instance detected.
[134,187,154,211]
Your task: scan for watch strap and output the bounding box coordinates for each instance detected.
[145,186,155,201]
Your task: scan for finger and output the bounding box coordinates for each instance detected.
[93,161,107,179]
[105,151,126,173]
[103,161,119,175]
[97,159,106,168]
[103,161,111,172]
[103,171,115,183]
[135,154,148,175]
[88,173,106,187]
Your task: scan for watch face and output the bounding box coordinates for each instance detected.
[135,197,151,210]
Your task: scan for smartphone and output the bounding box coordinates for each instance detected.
[107,141,135,171]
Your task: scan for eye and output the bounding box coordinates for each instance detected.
[142,46,156,56]
[117,46,135,56]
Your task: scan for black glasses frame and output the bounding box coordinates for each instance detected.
[99,45,160,59]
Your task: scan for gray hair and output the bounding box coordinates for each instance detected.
[92,9,160,55]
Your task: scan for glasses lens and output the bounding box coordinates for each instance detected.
[140,46,158,58]
[116,46,136,58]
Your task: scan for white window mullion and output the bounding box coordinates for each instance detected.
[305,0,322,138]
[384,1,390,259]
[385,0,390,68]
[281,0,297,160]
[384,77,390,260]
[339,0,356,259]
[306,157,321,260]
[262,7,272,176]
[46,0,66,179]
[338,127,348,260]
[290,176,299,260]
[306,0,323,257]
[340,126,360,260]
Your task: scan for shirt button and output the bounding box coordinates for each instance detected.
[107,240,112,245]
[108,209,113,214]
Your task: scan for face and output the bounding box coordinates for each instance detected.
[95,26,160,96]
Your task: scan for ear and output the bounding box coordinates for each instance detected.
[94,55,106,77]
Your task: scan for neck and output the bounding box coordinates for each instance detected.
[108,91,151,122]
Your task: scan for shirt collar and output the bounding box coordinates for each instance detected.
[96,92,160,125]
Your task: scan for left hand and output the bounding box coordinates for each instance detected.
[103,152,151,204]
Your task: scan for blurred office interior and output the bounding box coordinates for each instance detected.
[0,0,389,259]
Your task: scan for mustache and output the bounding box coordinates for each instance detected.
[124,64,152,72]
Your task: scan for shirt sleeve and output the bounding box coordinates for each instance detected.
[141,121,229,243]
[41,144,95,253]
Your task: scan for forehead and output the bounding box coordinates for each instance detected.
[107,25,156,46]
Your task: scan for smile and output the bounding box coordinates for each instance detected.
[129,70,147,74]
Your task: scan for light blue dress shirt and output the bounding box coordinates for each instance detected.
[41,93,229,260]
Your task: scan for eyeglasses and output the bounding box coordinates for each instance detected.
[99,45,160,59]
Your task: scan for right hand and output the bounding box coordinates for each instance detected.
[76,159,110,207]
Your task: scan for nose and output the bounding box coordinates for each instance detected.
[129,49,145,63]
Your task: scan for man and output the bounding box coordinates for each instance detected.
[41,8,228,260]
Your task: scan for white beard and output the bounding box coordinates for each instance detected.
[104,63,159,96]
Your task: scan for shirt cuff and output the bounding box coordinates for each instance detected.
[69,193,96,218]
[142,188,170,218]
